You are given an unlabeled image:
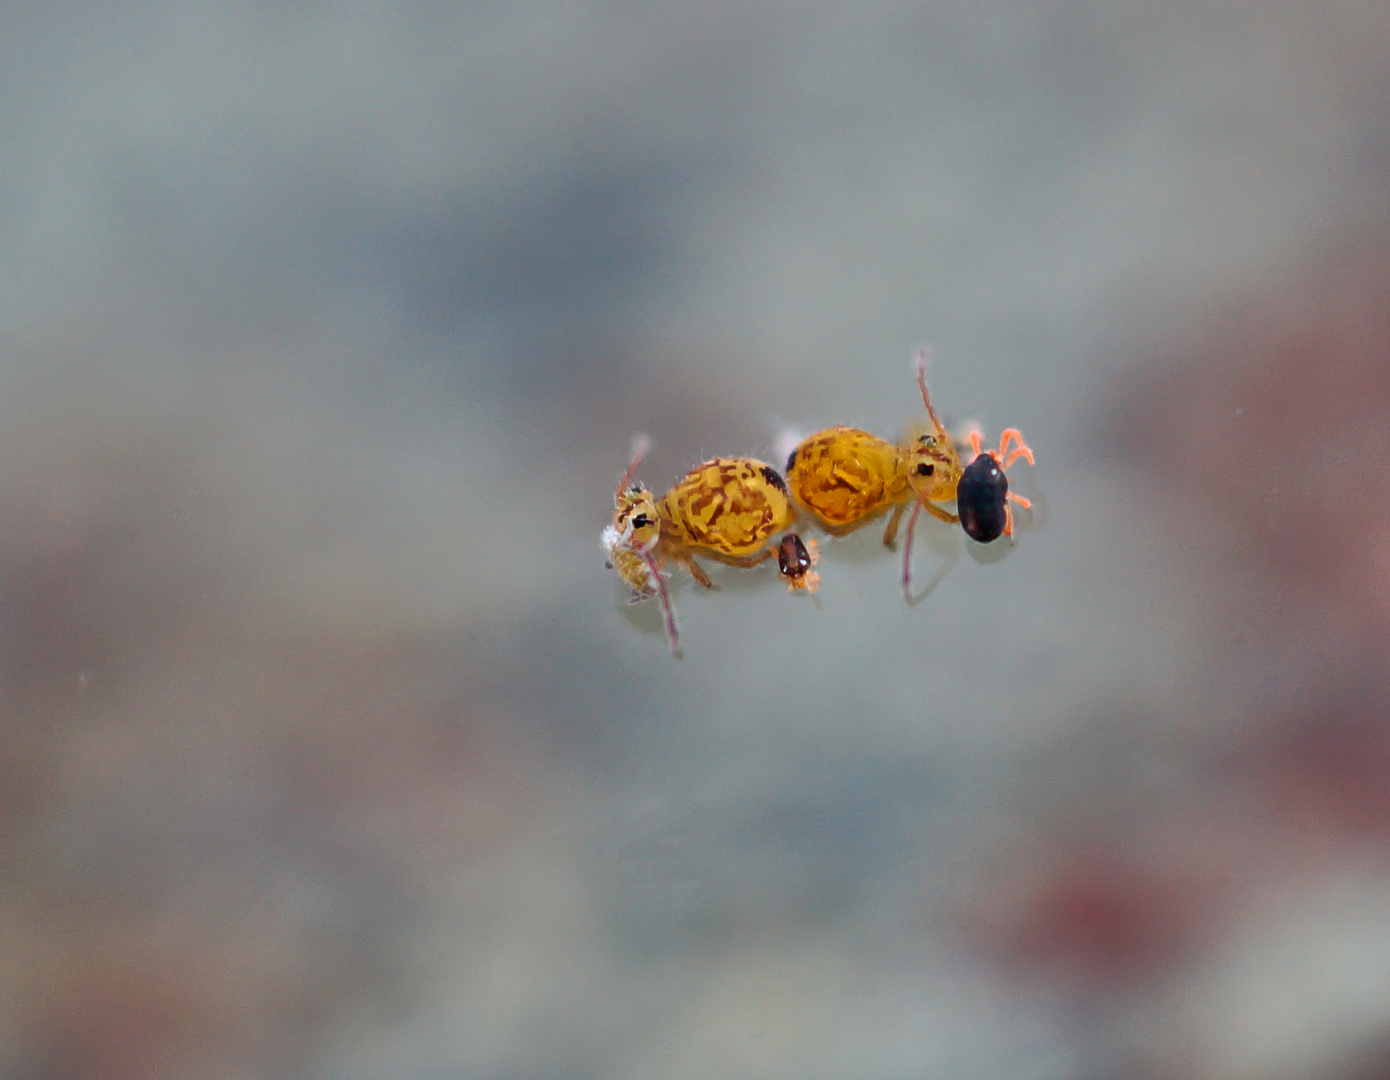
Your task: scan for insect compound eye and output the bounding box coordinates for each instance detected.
[631,513,651,529]
[915,462,934,476]
[918,434,936,446]
[760,464,789,495]
[785,447,797,474]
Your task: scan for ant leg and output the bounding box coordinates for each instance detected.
[901,501,924,600]
[919,501,958,524]
[821,519,865,538]
[899,499,956,600]
[1007,491,1032,509]
[721,547,776,570]
[882,502,907,546]
[640,550,681,658]
[967,430,984,463]
[681,555,716,589]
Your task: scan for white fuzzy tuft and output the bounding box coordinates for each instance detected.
[771,421,806,468]
[956,418,985,441]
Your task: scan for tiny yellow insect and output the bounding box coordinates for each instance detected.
[785,347,962,597]
[603,436,818,656]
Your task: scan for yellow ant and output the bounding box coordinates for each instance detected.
[784,347,963,598]
[603,436,819,656]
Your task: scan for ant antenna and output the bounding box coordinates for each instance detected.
[616,433,652,499]
[914,347,947,436]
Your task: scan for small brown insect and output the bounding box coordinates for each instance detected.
[775,532,821,593]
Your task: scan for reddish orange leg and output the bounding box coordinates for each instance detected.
[797,537,821,594]
[641,550,681,658]
[997,428,1035,468]
[969,428,1035,470]
[1004,491,1032,539]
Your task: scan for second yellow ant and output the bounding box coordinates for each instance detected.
[603,436,818,657]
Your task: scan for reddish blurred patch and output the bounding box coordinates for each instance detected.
[1246,689,1390,840]
[1112,238,1390,611]
[19,946,283,1080]
[1009,856,1183,980]
[963,836,1225,991]
[0,391,545,1079]
[973,234,1390,1012]
[1105,232,1390,849]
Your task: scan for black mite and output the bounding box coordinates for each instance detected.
[956,453,1010,542]
[954,429,1035,544]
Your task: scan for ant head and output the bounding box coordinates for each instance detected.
[903,347,962,501]
[602,434,663,597]
[602,488,661,597]
[903,428,962,503]
[609,433,660,553]
[611,484,660,553]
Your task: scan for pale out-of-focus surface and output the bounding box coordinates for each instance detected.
[1,4,1388,1078]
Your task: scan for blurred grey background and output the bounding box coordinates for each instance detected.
[1,3,1389,1078]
